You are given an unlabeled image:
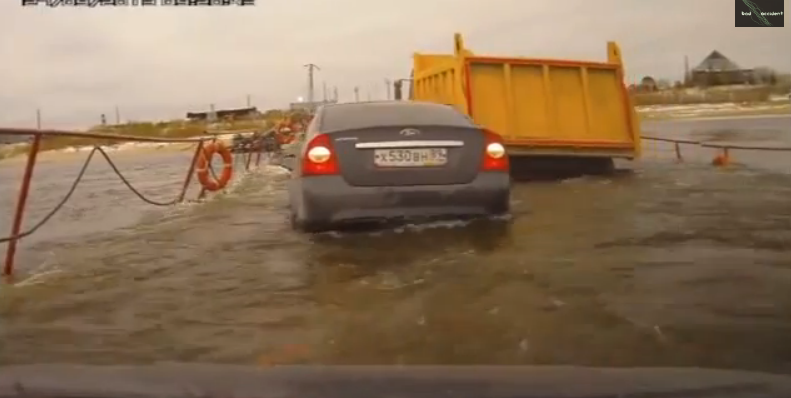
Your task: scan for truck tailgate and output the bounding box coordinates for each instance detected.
[464,57,639,157]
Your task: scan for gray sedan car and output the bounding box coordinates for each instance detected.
[287,101,510,232]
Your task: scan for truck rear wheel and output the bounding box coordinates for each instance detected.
[509,155,615,181]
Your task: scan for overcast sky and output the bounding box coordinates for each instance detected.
[1,0,788,129]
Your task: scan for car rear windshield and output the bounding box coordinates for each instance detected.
[319,102,475,132]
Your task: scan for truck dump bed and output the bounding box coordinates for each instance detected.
[412,34,641,160]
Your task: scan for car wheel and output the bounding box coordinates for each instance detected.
[291,213,330,233]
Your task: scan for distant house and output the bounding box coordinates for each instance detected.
[691,51,753,86]
[186,107,259,122]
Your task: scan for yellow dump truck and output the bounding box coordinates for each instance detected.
[410,33,641,179]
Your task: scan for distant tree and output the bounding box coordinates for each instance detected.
[656,79,671,89]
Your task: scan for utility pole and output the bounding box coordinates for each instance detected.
[333,86,338,102]
[322,81,327,102]
[208,103,217,123]
[384,79,391,100]
[354,86,360,102]
[304,63,320,106]
[394,80,402,100]
[114,106,120,124]
[393,78,413,101]
[246,95,251,108]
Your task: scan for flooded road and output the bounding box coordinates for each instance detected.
[1,115,790,373]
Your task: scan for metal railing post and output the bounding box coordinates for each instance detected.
[177,140,204,202]
[4,133,42,277]
[245,149,253,171]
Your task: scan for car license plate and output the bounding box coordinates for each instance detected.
[373,148,447,167]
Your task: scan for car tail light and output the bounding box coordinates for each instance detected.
[302,133,339,176]
[481,129,509,171]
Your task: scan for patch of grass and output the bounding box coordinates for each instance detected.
[1,117,277,160]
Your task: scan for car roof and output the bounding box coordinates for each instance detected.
[321,100,454,110]
[316,101,473,133]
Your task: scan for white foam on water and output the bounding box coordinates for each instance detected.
[7,251,65,289]
[11,268,64,288]
[394,219,473,233]
[320,215,512,238]
[159,158,291,217]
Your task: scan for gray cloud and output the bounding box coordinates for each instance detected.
[1,0,788,129]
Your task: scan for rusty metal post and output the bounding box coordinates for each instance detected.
[674,142,682,162]
[177,141,204,202]
[245,150,253,171]
[712,147,731,167]
[4,134,42,277]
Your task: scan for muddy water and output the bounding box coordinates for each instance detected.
[0,116,790,373]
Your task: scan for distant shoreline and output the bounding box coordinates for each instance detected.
[0,142,195,164]
[637,102,790,122]
[641,113,790,123]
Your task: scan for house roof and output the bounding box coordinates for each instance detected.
[693,50,743,72]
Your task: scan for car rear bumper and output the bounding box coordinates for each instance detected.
[294,172,510,229]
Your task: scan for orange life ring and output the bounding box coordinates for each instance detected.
[196,141,233,191]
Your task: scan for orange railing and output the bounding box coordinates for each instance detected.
[0,127,271,280]
[641,135,791,166]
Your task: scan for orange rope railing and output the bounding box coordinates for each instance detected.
[642,135,791,166]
